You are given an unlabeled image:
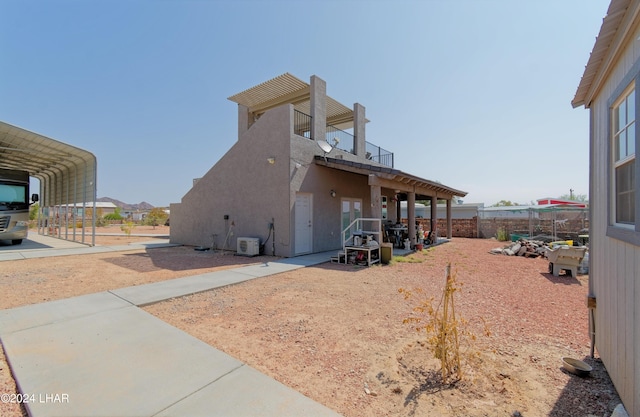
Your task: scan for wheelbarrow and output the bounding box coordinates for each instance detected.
[545,246,587,277]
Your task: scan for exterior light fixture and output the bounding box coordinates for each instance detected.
[267,157,276,164]
[330,189,336,198]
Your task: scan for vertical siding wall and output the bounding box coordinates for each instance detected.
[590,25,640,416]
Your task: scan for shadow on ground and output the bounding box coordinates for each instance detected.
[539,271,582,285]
[549,355,621,416]
[102,246,280,272]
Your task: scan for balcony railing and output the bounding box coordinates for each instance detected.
[294,110,311,138]
[293,110,394,168]
[366,141,394,168]
[326,124,355,154]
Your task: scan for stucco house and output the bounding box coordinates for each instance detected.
[170,73,466,257]
[572,1,640,415]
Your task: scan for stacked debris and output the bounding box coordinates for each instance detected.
[489,238,548,258]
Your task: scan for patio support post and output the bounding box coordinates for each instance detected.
[310,75,326,143]
[354,103,366,158]
[396,198,401,223]
[408,192,416,246]
[430,196,437,238]
[369,183,382,241]
[446,198,452,239]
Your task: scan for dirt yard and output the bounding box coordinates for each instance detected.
[1,234,621,417]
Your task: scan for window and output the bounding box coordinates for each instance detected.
[612,86,636,226]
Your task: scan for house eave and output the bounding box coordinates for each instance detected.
[572,0,635,109]
[314,156,467,199]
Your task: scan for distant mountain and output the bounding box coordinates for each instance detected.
[97,197,155,211]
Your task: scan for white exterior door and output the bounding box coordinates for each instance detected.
[295,193,313,254]
[341,198,362,240]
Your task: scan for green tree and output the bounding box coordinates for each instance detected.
[558,192,588,203]
[29,203,39,221]
[144,208,168,229]
[492,200,519,207]
[104,207,124,221]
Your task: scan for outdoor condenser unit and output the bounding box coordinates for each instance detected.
[237,237,260,256]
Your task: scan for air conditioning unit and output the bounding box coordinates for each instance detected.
[237,237,260,256]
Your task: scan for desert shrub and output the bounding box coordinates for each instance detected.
[120,221,136,236]
[496,227,509,241]
[399,263,490,383]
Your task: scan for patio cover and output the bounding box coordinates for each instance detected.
[0,121,97,244]
[314,156,467,199]
[228,72,365,129]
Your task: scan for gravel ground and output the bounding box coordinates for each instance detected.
[0,235,621,417]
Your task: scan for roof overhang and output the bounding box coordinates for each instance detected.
[314,156,467,199]
[227,73,366,129]
[572,0,637,108]
[0,121,97,207]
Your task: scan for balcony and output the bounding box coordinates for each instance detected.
[294,110,394,168]
[366,141,394,167]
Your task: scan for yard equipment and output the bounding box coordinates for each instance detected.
[545,246,587,277]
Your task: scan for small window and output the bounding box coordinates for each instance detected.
[612,86,636,226]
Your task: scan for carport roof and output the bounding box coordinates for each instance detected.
[0,121,96,206]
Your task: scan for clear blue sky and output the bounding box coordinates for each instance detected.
[1,0,607,207]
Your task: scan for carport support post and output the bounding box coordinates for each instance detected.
[408,192,416,247]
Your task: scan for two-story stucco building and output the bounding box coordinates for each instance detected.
[170,73,466,257]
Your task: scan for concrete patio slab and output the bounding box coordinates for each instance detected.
[1,306,244,417]
[156,364,340,417]
[0,232,176,262]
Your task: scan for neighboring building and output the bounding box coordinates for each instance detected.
[536,197,588,208]
[400,201,484,220]
[572,1,640,415]
[170,73,466,256]
[52,202,118,218]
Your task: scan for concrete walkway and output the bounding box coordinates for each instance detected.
[0,232,177,262]
[0,246,341,416]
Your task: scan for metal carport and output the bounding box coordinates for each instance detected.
[0,121,97,245]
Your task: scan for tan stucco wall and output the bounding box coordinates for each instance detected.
[170,105,292,255]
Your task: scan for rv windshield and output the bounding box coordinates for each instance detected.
[0,183,28,209]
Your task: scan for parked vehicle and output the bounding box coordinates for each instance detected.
[0,168,38,245]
